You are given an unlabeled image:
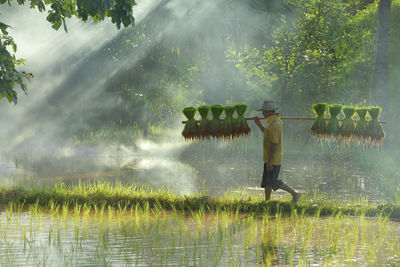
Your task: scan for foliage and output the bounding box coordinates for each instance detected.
[228,0,382,118]
[102,18,205,127]
[0,21,32,103]
[0,0,136,103]
[234,0,351,113]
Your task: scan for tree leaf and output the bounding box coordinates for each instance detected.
[52,20,62,30]
[0,21,10,35]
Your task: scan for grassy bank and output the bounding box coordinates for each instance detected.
[1,181,400,219]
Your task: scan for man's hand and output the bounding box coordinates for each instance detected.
[266,161,273,171]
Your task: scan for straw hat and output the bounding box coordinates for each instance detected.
[256,100,280,111]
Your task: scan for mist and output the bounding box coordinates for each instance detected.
[0,0,275,194]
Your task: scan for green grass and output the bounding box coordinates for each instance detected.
[1,181,400,219]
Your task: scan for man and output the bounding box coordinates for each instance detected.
[254,100,301,202]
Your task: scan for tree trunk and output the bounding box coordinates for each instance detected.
[370,0,391,109]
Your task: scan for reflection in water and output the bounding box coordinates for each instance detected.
[0,209,400,266]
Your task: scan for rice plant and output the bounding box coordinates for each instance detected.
[209,105,224,139]
[182,107,198,140]
[234,104,251,137]
[367,107,385,146]
[0,193,399,266]
[221,105,235,140]
[311,103,327,141]
[340,106,356,143]
[197,105,210,140]
[326,104,342,140]
[355,108,369,144]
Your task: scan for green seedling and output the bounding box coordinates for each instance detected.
[210,105,224,139]
[182,107,198,140]
[221,106,236,139]
[197,105,210,140]
[340,106,356,142]
[327,104,342,140]
[311,103,327,140]
[367,107,385,146]
[234,104,251,137]
[355,108,369,143]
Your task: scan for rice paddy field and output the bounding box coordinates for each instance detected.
[0,181,400,266]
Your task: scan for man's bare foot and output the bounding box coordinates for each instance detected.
[293,192,301,203]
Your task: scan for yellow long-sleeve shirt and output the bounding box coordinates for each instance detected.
[263,115,283,165]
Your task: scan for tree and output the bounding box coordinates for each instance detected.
[230,0,353,115]
[0,0,136,104]
[370,0,392,108]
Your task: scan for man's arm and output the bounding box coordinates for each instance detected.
[254,117,265,133]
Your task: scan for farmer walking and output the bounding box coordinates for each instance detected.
[254,100,301,202]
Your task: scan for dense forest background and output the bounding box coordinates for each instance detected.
[60,0,399,141]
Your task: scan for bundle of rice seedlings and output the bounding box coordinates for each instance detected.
[310,103,327,140]
[234,104,251,137]
[354,108,368,143]
[326,104,342,140]
[221,106,236,139]
[182,107,198,140]
[367,107,385,146]
[340,106,356,142]
[209,104,224,139]
[197,105,210,140]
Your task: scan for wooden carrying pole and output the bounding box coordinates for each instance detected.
[182,117,388,124]
[247,117,315,121]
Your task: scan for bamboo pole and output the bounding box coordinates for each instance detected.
[182,117,388,124]
[246,116,315,121]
